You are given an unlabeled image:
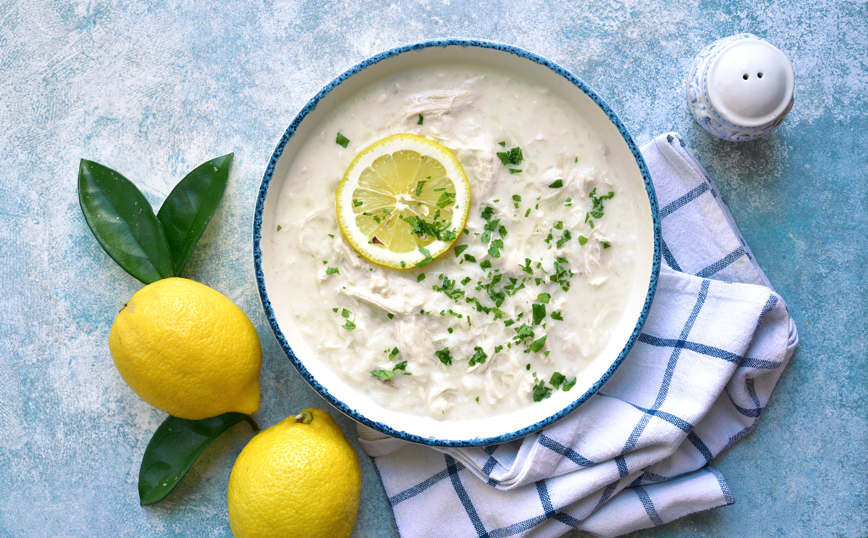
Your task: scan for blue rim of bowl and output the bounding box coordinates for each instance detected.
[253,38,662,447]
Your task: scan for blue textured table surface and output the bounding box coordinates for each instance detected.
[1,1,865,537]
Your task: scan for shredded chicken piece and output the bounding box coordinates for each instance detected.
[581,304,614,357]
[298,208,334,257]
[341,285,417,315]
[404,89,478,119]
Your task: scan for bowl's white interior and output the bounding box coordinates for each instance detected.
[259,45,656,444]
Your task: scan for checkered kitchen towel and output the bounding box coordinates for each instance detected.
[358,133,799,538]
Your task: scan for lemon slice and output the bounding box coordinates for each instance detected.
[336,134,471,269]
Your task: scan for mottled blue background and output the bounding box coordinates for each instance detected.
[1,1,865,537]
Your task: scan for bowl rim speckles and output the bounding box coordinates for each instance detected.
[253,39,661,447]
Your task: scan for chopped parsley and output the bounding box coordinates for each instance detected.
[509,169,522,174]
[342,319,356,330]
[415,180,426,196]
[401,213,452,242]
[325,267,339,276]
[415,247,434,267]
[371,369,396,380]
[551,311,564,321]
[548,179,564,188]
[578,235,589,246]
[417,273,426,282]
[532,379,553,402]
[352,199,363,207]
[488,239,503,259]
[562,377,577,391]
[276,225,282,231]
[468,346,488,367]
[515,323,535,340]
[417,114,424,125]
[602,241,612,249]
[550,372,566,389]
[464,253,477,263]
[496,146,524,166]
[386,313,394,320]
[454,244,469,257]
[436,191,456,208]
[388,347,400,360]
[393,360,408,371]
[537,292,551,304]
[435,347,453,366]
[529,335,547,352]
[532,303,546,325]
[335,132,350,148]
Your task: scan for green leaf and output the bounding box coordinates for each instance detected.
[157,154,232,276]
[138,413,255,506]
[78,159,174,284]
[371,369,397,380]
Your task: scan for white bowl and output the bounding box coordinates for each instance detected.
[254,40,661,447]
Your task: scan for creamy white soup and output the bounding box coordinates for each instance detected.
[272,65,639,420]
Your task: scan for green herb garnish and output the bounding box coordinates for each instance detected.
[435,348,453,366]
[325,267,339,275]
[416,247,434,267]
[336,132,350,148]
[532,303,546,325]
[548,179,564,188]
[550,372,566,390]
[371,370,396,380]
[468,346,488,367]
[530,335,547,352]
[532,379,552,402]
[497,146,524,166]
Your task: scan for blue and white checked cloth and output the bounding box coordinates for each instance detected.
[358,133,799,538]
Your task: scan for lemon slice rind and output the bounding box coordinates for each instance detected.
[336,134,471,269]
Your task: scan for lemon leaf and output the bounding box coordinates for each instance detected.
[78,159,175,284]
[157,154,232,276]
[138,413,256,506]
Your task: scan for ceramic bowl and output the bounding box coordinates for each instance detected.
[254,39,661,446]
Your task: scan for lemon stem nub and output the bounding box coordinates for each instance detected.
[295,411,313,424]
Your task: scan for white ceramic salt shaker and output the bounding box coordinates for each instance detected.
[687,33,794,142]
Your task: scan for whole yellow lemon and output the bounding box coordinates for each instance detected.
[227,409,362,538]
[108,277,261,420]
